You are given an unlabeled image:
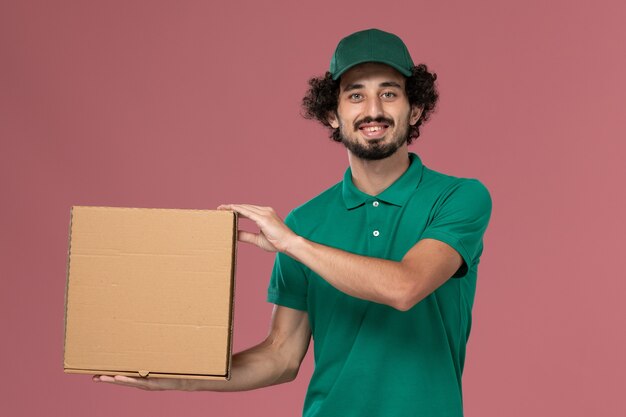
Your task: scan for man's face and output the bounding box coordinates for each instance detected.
[329,63,422,160]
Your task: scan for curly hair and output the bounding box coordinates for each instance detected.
[301,64,438,144]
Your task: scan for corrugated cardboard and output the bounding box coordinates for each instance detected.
[63,206,237,380]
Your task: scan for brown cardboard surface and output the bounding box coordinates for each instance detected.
[64,206,237,380]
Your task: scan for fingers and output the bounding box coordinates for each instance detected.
[218,204,280,227]
[218,204,254,221]
[218,204,286,253]
[218,204,276,220]
[237,230,259,245]
[238,230,277,252]
[93,374,160,390]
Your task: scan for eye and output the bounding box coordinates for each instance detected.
[381,91,396,99]
[349,93,363,101]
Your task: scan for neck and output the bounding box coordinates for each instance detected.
[348,147,411,196]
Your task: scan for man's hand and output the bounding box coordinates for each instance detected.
[92,375,187,391]
[218,204,298,253]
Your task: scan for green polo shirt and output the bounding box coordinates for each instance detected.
[268,153,492,417]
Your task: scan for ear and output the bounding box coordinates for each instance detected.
[409,106,423,126]
[327,112,340,129]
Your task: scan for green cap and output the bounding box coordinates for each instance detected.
[329,28,415,80]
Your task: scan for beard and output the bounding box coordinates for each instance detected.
[338,116,411,161]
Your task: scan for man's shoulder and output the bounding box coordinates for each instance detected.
[418,165,492,219]
[421,164,490,198]
[285,181,343,229]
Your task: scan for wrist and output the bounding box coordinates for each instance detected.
[283,235,310,261]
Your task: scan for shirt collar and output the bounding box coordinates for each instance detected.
[342,153,424,209]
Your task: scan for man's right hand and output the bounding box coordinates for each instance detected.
[93,375,189,391]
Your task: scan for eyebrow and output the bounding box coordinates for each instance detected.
[380,81,403,88]
[342,81,403,92]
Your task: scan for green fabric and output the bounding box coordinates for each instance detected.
[267,153,492,417]
[329,28,414,80]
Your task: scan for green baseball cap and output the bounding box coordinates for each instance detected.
[329,28,415,80]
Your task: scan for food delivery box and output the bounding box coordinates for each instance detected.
[63,206,237,380]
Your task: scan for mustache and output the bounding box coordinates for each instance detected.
[354,117,395,131]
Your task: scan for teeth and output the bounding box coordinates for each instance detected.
[364,126,383,132]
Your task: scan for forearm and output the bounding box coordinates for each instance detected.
[185,338,296,392]
[285,236,415,310]
[216,204,460,312]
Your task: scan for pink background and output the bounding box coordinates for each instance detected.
[1,0,625,415]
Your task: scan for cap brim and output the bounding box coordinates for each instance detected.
[332,59,413,80]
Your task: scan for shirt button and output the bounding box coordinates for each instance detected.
[372,201,379,207]
[372,230,380,237]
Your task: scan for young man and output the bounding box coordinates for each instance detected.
[95,28,492,417]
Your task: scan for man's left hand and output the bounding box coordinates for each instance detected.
[217,204,297,253]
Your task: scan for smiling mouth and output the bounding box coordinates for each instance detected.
[361,125,387,132]
[358,123,390,139]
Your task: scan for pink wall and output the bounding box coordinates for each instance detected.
[2,0,625,415]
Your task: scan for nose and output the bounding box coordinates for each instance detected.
[365,96,384,118]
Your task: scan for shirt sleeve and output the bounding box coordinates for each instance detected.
[419,179,493,278]
[267,211,309,310]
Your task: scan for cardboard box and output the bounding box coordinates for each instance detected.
[63,206,237,380]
